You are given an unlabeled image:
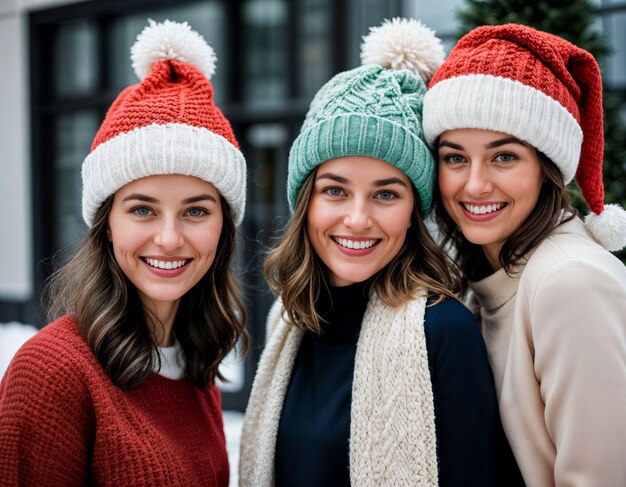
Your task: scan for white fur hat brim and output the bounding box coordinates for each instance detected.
[82,123,246,226]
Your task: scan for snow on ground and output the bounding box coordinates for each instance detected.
[1,322,244,486]
[0,322,38,378]
[223,410,244,486]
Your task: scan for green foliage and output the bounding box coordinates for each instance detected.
[456,0,609,57]
[456,0,626,262]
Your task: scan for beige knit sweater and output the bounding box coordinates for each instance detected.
[239,293,438,486]
[470,218,626,487]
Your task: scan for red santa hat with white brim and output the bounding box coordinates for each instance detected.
[81,20,246,226]
[423,23,626,251]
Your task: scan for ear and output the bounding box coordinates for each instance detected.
[107,227,112,242]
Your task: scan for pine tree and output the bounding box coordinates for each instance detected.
[456,0,626,262]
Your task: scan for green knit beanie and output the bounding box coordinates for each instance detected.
[287,18,444,217]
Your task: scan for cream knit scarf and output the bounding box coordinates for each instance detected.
[239,293,438,486]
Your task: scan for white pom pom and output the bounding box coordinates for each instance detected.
[584,203,626,252]
[131,19,216,81]
[360,17,444,82]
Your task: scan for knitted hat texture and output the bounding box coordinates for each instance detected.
[423,23,626,251]
[287,18,444,217]
[82,20,246,226]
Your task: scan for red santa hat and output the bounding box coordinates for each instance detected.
[423,23,626,251]
[81,20,246,226]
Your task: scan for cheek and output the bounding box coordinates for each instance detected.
[110,235,135,268]
[108,236,131,274]
[195,220,224,256]
[306,197,332,234]
[393,224,410,244]
[382,205,413,238]
[108,223,130,256]
[109,227,130,248]
[438,167,459,200]
[515,172,544,205]
[107,211,131,245]
[109,222,142,250]
[305,216,323,255]
[306,205,331,260]
[438,170,464,217]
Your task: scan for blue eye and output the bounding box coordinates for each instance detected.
[325,187,344,197]
[443,154,465,164]
[495,153,516,163]
[186,207,207,218]
[133,206,151,217]
[377,190,396,201]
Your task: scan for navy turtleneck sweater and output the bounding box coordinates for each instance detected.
[274,281,522,487]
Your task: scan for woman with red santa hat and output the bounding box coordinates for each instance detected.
[425,23,626,487]
[0,20,247,486]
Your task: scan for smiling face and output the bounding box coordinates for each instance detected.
[107,174,223,322]
[438,128,544,270]
[306,156,414,287]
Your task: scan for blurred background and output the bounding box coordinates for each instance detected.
[1,0,625,415]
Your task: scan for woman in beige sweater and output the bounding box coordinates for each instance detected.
[423,23,626,486]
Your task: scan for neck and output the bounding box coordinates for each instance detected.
[142,298,180,347]
[482,243,503,272]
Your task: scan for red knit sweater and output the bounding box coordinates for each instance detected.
[0,315,229,486]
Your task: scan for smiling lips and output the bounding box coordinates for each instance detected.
[332,236,381,255]
[141,257,192,277]
[461,202,507,220]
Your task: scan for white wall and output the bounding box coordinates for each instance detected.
[0,0,88,301]
[20,0,86,10]
[0,4,31,300]
[403,0,462,40]
[0,321,37,378]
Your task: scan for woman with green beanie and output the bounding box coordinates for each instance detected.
[239,19,511,486]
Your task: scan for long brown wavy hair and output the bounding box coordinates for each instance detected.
[46,195,249,390]
[435,151,577,284]
[264,169,462,334]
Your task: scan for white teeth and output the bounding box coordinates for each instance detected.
[464,203,505,215]
[333,238,378,250]
[145,258,188,269]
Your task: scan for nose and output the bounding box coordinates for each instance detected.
[343,199,372,232]
[154,217,184,251]
[464,162,493,198]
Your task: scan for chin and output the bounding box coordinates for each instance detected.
[458,228,491,246]
[331,269,377,287]
[140,289,188,306]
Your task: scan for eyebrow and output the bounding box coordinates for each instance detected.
[122,193,217,204]
[373,177,408,188]
[486,136,528,149]
[316,173,408,188]
[439,136,528,150]
[316,173,349,184]
[182,194,217,204]
[122,194,158,203]
[438,140,464,150]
